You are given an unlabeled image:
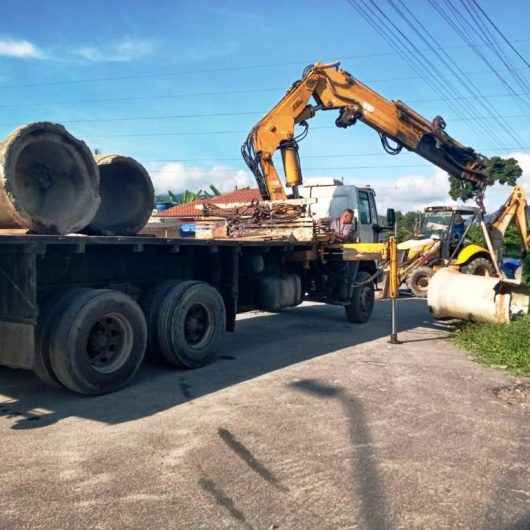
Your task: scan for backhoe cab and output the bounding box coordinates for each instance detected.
[399,205,494,297]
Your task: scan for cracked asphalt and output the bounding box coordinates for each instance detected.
[0,299,528,529]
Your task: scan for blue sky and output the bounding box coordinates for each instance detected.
[1,0,530,211]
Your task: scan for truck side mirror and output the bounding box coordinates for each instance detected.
[386,208,396,229]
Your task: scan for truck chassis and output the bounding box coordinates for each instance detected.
[0,234,376,395]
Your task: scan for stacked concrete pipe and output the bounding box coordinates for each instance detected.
[82,154,154,236]
[0,122,100,234]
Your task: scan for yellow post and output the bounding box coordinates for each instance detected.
[388,235,401,344]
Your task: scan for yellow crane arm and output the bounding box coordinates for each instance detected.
[489,185,530,252]
[242,61,489,201]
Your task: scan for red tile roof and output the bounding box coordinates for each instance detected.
[156,188,262,218]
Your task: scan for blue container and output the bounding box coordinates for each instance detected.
[180,223,196,237]
[154,201,174,212]
[502,257,522,279]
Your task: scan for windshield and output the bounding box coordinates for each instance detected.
[419,211,453,238]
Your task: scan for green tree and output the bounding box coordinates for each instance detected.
[395,210,421,241]
[449,157,522,202]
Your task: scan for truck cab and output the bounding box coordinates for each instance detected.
[300,178,381,243]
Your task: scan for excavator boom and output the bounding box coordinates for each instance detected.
[489,185,530,253]
[242,62,489,201]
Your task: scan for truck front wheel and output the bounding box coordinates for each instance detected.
[49,289,147,395]
[345,271,375,323]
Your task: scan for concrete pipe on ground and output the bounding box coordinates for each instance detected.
[83,155,154,236]
[0,122,100,234]
[427,269,530,324]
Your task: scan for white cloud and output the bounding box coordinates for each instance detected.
[149,162,252,194]
[374,169,454,213]
[0,39,44,59]
[374,152,530,213]
[75,39,154,62]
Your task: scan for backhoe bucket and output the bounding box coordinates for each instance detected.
[427,269,530,324]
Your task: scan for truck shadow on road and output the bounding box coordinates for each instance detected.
[0,299,446,430]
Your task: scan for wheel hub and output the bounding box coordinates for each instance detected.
[87,313,133,373]
[184,304,210,346]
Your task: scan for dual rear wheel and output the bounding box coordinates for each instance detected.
[35,281,226,395]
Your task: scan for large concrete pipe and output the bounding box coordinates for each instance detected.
[83,154,154,236]
[0,122,100,234]
[427,269,530,324]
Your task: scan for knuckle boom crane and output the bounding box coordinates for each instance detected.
[242,61,530,327]
[242,61,489,204]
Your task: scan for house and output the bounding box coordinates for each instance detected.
[142,188,262,238]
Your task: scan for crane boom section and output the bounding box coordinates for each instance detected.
[490,185,530,251]
[242,62,488,201]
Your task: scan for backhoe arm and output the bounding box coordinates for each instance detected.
[489,185,530,254]
[242,62,489,201]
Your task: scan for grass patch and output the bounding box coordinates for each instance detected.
[452,315,530,376]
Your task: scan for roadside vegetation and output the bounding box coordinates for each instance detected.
[453,316,530,376]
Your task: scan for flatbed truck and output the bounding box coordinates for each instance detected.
[0,232,379,395]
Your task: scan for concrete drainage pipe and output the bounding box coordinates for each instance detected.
[0,122,100,234]
[83,154,154,236]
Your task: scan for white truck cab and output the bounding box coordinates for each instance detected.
[300,178,381,243]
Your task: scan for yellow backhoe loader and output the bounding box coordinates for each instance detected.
[398,204,493,297]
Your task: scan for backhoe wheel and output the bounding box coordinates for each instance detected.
[159,282,226,368]
[345,271,375,323]
[406,266,433,298]
[460,257,495,277]
[35,288,90,388]
[50,289,147,395]
[140,279,186,362]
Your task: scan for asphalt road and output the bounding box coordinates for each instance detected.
[0,299,528,530]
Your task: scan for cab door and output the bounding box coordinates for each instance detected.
[357,190,376,242]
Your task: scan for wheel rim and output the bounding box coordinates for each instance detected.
[474,266,491,277]
[184,303,213,348]
[87,313,133,374]
[416,275,430,290]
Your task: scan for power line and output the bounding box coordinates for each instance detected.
[141,146,530,164]
[386,0,525,149]
[430,0,530,114]
[1,65,529,111]
[469,0,530,68]
[348,0,506,149]
[2,109,530,129]
[147,163,434,175]
[460,0,530,100]
[76,111,530,139]
[2,37,530,90]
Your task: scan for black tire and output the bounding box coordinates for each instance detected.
[460,256,495,277]
[140,280,185,361]
[406,266,433,298]
[158,282,226,368]
[49,289,147,395]
[35,288,90,388]
[345,271,375,323]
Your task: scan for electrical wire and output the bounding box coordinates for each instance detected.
[460,0,530,100]
[139,146,530,164]
[1,37,529,91]
[386,0,526,149]
[469,0,530,68]
[71,113,530,139]
[348,0,507,150]
[430,0,530,114]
